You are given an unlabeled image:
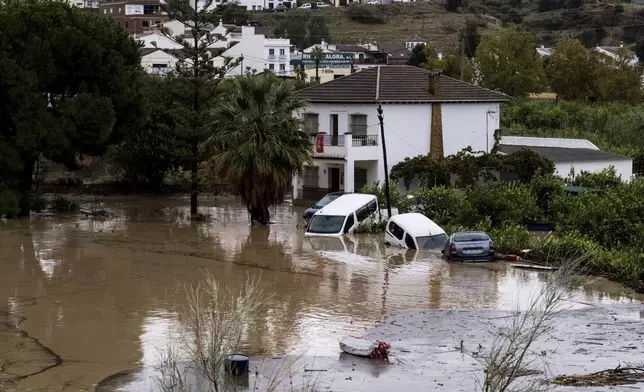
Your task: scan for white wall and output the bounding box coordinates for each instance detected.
[555,160,633,182]
[214,27,265,76]
[141,50,180,75]
[442,103,500,155]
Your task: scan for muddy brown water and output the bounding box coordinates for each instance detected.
[1,196,643,391]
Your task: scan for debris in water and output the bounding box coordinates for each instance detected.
[554,365,644,387]
[339,336,391,360]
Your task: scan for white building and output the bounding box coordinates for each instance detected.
[499,136,633,181]
[594,45,639,66]
[137,20,291,77]
[292,65,508,199]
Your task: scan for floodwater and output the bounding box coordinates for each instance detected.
[1,196,643,392]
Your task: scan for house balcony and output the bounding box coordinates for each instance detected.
[310,133,380,160]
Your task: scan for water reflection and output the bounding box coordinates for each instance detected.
[0,197,642,391]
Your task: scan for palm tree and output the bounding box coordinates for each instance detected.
[311,46,325,82]
[208,75,313,225]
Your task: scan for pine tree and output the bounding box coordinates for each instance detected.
[160,0,239,217]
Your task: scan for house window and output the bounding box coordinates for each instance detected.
[269,63,275,70]
[350,114,368,135]
[143,4,157,14]
[269,48,275,55]
[279,64,285,71]
[152,64,167,68]
[142,20,150,28]
[125,21,129,29]
[305,113,319,134]
[302,166,319,188]
[279,48,285,55]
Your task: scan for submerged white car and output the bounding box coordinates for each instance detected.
[384,213,448,250]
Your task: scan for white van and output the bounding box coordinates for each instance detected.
[305,193,379,237]
[384,213,448,250]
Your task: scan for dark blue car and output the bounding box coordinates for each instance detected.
[303,192,345,220]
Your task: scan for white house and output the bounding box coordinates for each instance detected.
[137,21,291,77]
[140,48,183,75]
[594,45,639,66]
[499,136,633,181]
[405,35,428,50]
[292,65,508,199]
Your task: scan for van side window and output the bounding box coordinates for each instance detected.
[405,233,416,249]
[367,200,377,213]
[356,205,370,221]
[388,221,404,240]
[343,214,355,233]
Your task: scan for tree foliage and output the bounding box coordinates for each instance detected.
[422,44,474,82]
[207,75,313,224]
[390,148,555,190]
[475,26,546,97]
[548,39,643,102]
[160,0,239,216]
[272,11,330,49]
[407,44,427,67]
[0,0,144,217]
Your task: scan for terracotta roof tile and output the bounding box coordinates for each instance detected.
[296,65,509,103]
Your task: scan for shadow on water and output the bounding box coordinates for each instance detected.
[0,196,642,391]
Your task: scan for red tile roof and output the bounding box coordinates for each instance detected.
[296,65,509,103]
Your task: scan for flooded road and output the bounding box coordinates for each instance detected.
[1,197,643,391]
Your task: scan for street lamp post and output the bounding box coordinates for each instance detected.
[486,110,496,153]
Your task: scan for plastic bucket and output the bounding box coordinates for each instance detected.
[225,354,249,376]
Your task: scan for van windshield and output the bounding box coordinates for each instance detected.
[307,215,346,234]
[416,233,448,249]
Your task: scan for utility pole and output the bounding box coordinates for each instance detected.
[377,104,392,219]
[460,29,465,80]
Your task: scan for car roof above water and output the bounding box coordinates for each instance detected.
[389,213,445,237]
[313,193,377,216]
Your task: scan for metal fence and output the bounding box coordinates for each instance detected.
[310,134,346,147]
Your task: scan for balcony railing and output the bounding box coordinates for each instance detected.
[310,134,345,147]
[268,54,276,60]
[352,135,378,146]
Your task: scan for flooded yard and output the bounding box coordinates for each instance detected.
[1,197,643,391]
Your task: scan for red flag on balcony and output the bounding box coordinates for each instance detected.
[316,133,324,153]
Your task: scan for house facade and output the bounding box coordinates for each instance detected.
[137,21,290,77]
[293,65,508,199]
[99,0,167,34]
[499,136,633,181]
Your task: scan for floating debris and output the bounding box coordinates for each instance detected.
[554,366,644,387]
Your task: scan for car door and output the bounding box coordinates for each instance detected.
[385,221,406,248]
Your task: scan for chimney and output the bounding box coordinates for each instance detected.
[428,71,441,96]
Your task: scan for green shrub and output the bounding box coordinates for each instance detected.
[0,188,20,218]
[530,231,601,265]
[361,180,409,213]
[50,196,79,213]
[30,196,47,213]
[345,4,386,24]
[570,167,622,189]
[411,186,473,226]
[488,224,534,255]
[530,171,565,221]
[467,182,539,227]
[553,181,644,250]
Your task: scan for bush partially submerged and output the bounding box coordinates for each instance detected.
[50,196,79,213]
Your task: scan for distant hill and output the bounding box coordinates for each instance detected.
[253,2,644,49]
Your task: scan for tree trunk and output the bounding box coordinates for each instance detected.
[190,138,199,217]
[17,158,37,217]
[248,205,270,225]
[315,61,319,82]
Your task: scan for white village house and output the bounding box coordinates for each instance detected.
[292,65,508,199]
[499,136,633,181]
[136,20,291,76]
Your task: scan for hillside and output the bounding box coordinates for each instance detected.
[252,1,644,48]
